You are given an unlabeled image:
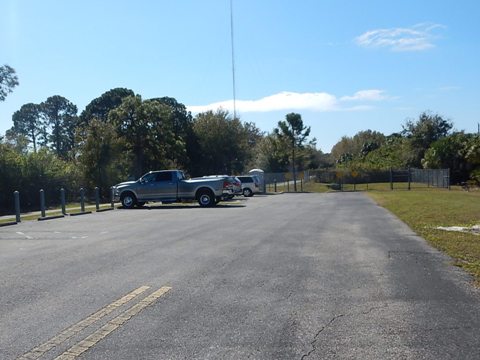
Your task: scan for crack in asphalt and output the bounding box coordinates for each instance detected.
[360,305,388,315]
[300,314,345,360]
[300,304,388,359]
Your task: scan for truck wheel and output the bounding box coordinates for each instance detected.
[243,188,253,197]
[198,190,215,207]
[121,192,137,209]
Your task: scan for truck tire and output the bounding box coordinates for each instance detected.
[120,192,137,209]
[198,189,215,207]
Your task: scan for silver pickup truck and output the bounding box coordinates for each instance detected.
[113,170,234,208]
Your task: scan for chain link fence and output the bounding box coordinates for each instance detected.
[263,168,450,192]
[411,168,450,188]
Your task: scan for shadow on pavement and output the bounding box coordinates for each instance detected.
[119,203,246,210]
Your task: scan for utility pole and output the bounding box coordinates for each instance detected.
[230,0,237,120]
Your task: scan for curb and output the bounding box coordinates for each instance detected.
[68,211,93,217]
[96,208,114,213]
[0,221,17,227]
[38,215,65,221]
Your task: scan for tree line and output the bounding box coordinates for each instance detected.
[330,112,480,184]
[2,64,480,213]
[0,82,321,213]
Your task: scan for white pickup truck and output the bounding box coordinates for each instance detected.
[113,170,234,208]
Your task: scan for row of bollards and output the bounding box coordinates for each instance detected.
[10,187,115,223]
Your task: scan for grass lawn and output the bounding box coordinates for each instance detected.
[367,189,480,283]
[270,181,439,193]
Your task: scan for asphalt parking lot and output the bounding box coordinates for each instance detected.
[1,193,479,359]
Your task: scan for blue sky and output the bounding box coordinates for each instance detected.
[1,0,479,152]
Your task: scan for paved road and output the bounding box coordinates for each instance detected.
[1,193,479,359]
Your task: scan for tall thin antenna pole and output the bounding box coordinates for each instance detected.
[230,0,237,120]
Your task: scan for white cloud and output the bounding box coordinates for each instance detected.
[438,85,461,92]
[355,23,445,52]
[188,92,336,113]
[340,89,389,102]
[187,90,390,114]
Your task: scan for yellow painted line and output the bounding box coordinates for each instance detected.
[17,286,150,360]
[55,286,172,360]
